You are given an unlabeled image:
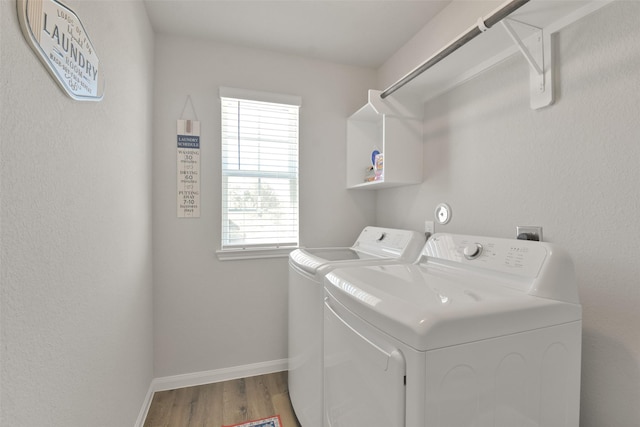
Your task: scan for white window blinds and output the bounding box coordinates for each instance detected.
[220,88,300,250]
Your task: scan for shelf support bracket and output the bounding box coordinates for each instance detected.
[501,18,553,109]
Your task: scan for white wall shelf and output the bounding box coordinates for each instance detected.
[386,0,616,109]
[346,90,423,190]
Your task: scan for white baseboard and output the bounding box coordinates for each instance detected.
[134,384,156,427]
[152,358,289,392]
[134,359,289,427]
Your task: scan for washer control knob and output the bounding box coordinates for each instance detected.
[463,243,483,260]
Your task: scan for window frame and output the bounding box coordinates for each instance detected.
[216,87,301,261]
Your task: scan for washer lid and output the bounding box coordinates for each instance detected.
[324,263,582,351]
[290,247,381,274]
[290,227,425,275]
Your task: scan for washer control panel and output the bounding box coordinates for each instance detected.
[354,226,425,258]
[424,233,548,279]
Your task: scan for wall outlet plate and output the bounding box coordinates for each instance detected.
[424,220,435,234]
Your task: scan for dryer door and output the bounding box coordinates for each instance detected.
[324,294,406,427]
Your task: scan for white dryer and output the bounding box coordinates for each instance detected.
[288,226,425,427]
[323,233,582,427]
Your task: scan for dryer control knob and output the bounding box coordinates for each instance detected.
[463,243,483,260]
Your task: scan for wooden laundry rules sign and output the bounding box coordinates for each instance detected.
[17,0,105,101]
[177,120,201,218]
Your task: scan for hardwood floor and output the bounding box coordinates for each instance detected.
[143,371,301,427]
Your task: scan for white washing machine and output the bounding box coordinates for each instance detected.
[288,226,425,427]
[323,233,582,427]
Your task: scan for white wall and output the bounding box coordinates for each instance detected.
[376,1,640,426]
[378,0,502,89]
[0,1,155,426]
[152,34,376,377]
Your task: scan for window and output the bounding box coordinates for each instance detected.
[219,87,300,257]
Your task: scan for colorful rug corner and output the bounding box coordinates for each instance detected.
[223,415,282,427]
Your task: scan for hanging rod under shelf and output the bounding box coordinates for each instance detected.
[380,0,531,99]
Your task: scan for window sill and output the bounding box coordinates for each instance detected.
[216,247,298,261]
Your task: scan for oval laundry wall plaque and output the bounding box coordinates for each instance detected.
[17,0,105,101]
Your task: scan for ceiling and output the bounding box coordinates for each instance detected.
[143,0,451,68]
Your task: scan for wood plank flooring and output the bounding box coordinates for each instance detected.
[143,371,301,427]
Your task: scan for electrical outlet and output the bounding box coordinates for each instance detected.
[516,226,543,241]
[424,220,435,235]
